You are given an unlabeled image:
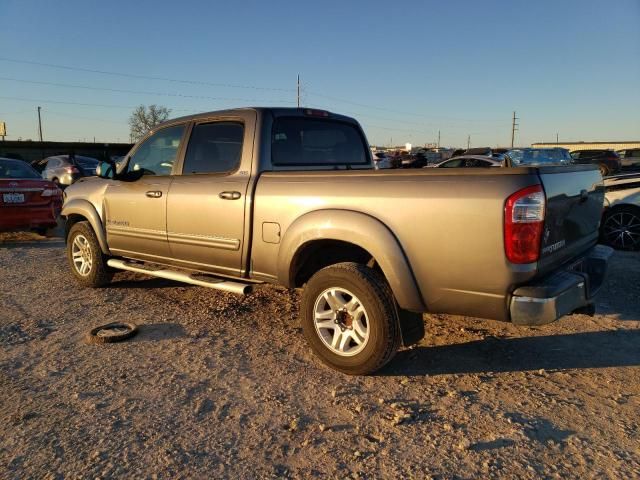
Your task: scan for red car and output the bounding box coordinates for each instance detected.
[0,158,63,234]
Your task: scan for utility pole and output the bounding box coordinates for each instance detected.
[510,111,519,148]
[297,74,300,108]
[37,106,43,142]
[556,132,559,145]
[437,130,441,149]
[467,135,471,150]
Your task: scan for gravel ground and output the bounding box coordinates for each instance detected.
[1,230,639,479]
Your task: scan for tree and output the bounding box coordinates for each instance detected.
[128,104,171,142]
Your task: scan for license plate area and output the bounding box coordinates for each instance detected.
[2,193,25,204]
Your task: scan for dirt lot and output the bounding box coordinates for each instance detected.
[1,231,639,479]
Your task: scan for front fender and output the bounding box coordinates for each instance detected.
[278,209,425,312]
[61,199,110,255]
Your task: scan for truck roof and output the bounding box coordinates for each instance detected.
[159,107,359,130]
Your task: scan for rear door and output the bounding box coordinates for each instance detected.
[166,113,254,276]
[537,166,604,273]
[104,124,187,259]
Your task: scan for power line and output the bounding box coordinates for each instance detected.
[0,56,508,125]
[0,76,294,105]
[0,56,295,92]
[0,95,184,111]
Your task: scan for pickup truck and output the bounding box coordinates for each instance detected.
[61,107,613,374]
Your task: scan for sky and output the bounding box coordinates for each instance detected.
[1,0,639,148]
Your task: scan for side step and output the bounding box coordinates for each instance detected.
[107,259,252,295]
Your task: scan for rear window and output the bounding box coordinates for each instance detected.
[0,159,40,179]
[272,117,368,166]
[507,148,573,167]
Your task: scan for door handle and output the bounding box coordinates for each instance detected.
[219,191,241,200]
[145,191,163,198]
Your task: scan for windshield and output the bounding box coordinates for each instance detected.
[507,148,573,167]
[0,159,41,179]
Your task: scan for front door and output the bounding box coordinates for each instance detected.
[166,120,251,276]
[104,124,187,260]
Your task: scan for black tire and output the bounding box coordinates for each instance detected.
[67,221,113,287]
[301,262,401,375]
[600,206,640,251]
[32,227,48,236]
[85,322,138,344]
[599,163,610,177]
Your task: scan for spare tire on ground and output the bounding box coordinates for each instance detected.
[85,322,138,344]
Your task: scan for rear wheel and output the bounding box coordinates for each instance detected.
[601,207,640,251]
[67,221,113,287]
[301,262,401,375]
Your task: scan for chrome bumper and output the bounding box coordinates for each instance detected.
[510,245,613,326]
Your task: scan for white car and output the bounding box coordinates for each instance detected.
[601,173,640,250]
[427,155,503,168]
[371,151,392,169]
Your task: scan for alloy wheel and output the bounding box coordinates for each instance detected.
[313,287,370,356]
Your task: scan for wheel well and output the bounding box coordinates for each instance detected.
[64,214,88,240]
[604,203,640,218]
[291,240,379,287]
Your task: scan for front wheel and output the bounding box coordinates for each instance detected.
[67,221,113,287]
[301,262,401,375]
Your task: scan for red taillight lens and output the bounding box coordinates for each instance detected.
[66,166,79,174]
[504,185,545,264]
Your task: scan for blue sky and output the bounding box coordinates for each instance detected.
[1,0,639,147]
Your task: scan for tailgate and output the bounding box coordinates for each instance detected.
[537,166,604,274]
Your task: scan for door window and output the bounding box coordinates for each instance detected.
[128,125,185,176]
[182,122,244,174]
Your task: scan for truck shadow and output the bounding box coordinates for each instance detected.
[382,329,640,376]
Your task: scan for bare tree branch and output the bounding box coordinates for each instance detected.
[128,104,171,142]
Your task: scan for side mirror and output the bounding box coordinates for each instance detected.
[96,160,116,179]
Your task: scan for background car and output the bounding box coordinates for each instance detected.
[428,155,503,168]
[36,154,99,187]
[505,148,573,167]
[600,173,640,250]
[570,149,621,177]
[616,148,640,169]
[0,157,62,234]
[371,151,392,169]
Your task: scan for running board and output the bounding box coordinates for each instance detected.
[107,259,252,295]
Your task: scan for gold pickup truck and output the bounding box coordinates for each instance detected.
[61,107,612,374]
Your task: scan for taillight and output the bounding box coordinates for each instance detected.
[66,166,79,174]
[504,185,545,264]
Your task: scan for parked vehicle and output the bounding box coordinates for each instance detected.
[428,155,503,168]
[570,149,621,177]
[0,157,62,234]
[616,148,640,169]
[505,148,573,167]
[61,107,611,375]
[600,173,640,250]
[401,152,427,168]
[38,155,100,187]
[371,151,392,169]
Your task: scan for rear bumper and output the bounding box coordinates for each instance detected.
[510,244,613,326]
[0,203,61,231]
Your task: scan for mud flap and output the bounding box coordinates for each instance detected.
[397,308,425,347]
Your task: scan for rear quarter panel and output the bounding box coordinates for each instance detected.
[252,168,542,321]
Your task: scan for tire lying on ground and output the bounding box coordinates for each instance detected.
[85,322,138,344]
